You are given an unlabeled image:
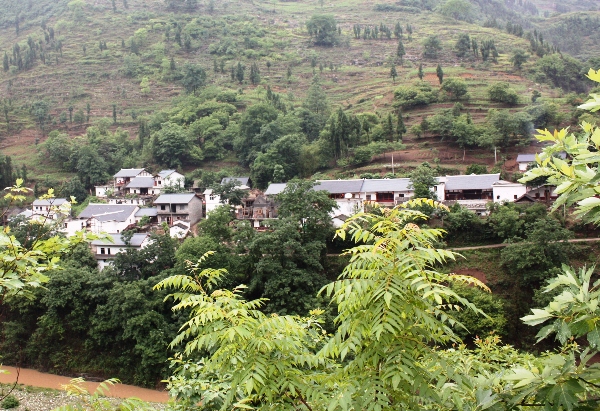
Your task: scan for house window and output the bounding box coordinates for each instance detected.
[100,248,105,255]
[209,195,216,201]
[376,193,394,202]
[179,204,186,210]
[161,205,166,210]
[366,195,372,201]
[497,195,500,199]
[107,248,111,255]
[514,195,518,199]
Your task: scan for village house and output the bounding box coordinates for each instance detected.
[204,177,251,215]
[77,204,139,234]
[492,180,528,203]
[31,198,70,221]
[125,176,160,196]
[154,193,203,226]
[113,168,152,194]
[91,233,151,270]
[155,170,185,190]
[235,193,278,228]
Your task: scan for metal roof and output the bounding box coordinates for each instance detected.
[135,208,158,217]
[92,233,149,247]
[264,183,287,196]
[361,178,412,192]
[78,204,138,222]
[221,177,250,187]
[114,168,146,178]
[157,170,176,178]
[126,177,155,188]
[445,174,500,191]
[32,198,69,206]
[516,154,537,163]
[154,193,197,204]
[314,180,364,194]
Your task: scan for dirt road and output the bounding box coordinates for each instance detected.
[0,366,169,403]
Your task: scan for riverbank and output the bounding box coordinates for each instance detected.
[0,366,169,406]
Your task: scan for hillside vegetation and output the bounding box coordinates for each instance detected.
[0,0,598,187]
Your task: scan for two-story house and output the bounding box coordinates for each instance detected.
[91,233,151,270]
[155,170,185,190]
[113,168,152,193]
[154,193,203,226]
[77,204,139,234]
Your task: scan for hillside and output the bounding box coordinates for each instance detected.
[0,0,597,185]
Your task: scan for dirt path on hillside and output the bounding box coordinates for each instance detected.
[0,366,169,403]
[449,237,600,251]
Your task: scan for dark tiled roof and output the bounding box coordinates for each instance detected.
[78,204,138,222]
[126,177,155,188]
[361,178,411,192]
[445,174,500,191]
[114,168,146,178]
[314,180,364,194]
[32,198,69,206]
[135,208,158,217]
[154,193,197,204]
[92,233,149,247]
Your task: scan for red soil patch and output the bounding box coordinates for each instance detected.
[0,366,169,403]
[460,73,475,78]
[454,268,488,284]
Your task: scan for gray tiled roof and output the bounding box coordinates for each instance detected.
[114,168,146,178]
[264,183,287,196]
[158,170,176,178]
[361,178,412,192]
[154,193,197,204]
[126,177,156,188]
[221,177,250,186]
[445,174,500,191]
[314,180,364,194]
[135,208,158,217]
[78,204,138,222]
[32,198,69,206]
[92,233,149,247]
[516,154,537,163]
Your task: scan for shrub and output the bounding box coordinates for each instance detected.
[1,395,19,409]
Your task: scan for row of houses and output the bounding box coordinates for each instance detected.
[22,167,555,270]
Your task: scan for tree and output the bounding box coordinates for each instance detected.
[510,48,528,70]
[249,62,260,85]
[436,63,443,84]
[75,145,110,188]
[396,39,405,64]
[454,33,471,57]
[3,52,8,72]
[396,110,406,140]
[409,162,438,200]
[417,63,424,80]
[390,65,397,83]
[487,82,519,105]
[112,103,117,123]
[150,122,192,168]
[235,61,244,83]
[306,14,338,46]
[521,69,600,224]
[441,77,468,101]
[156,200,492,411]
[181,63,207,94]
[422,35,442,58]
[436,0,473,21]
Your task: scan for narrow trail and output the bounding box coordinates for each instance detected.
[0,366,169,403]
[449,237,600,251]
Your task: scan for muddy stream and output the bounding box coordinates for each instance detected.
[0,366,169,403]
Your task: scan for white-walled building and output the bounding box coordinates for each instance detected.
[156,170,185,190]
[31,198,70,221]
[91,233,151,270]
[126,177,161,196]
[77,204,139,234]
[492,180,528,203]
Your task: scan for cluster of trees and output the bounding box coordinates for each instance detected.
[2,25,60,73]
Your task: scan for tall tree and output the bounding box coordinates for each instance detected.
[306,14,338,46]
[418,63,424,80]
[436,63,444,84]
[390,65,398,83]
[181,63,207,94]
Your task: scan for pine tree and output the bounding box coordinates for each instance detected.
[266,61,271,73]
[235,62,244,83]
[396,110,406,141]
[68,105,74,123]
[390,65,398,84]
[82,44,86,56]
[418,63,424,80]
[213,60,218,73]
[436,64,443,84]
[112,0,117,12]
[170,56,176,71]
[394,22,402,39]
[112,103,117,124]
[86,102,91,122]
[249,62,260,85]
[287,66,292,81]
[230,65,235,81]
[396,39,405,65]
[3,52,8,72]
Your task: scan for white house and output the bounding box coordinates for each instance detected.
[77,204,139,234]
[126,176,161,196]
[155,170,185,190]
[204,177,251,216]
[95,185,113,198]
[313,179,365,221]
[492,180,528,203]
[91,233,151,270]
[516,154,537,172]
[361,178,414,205]
[114,168,152,192]
[31,198,70,221]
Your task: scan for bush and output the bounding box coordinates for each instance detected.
[488,82,519,105]
[393,82,438,109]
[1,395,19,409]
